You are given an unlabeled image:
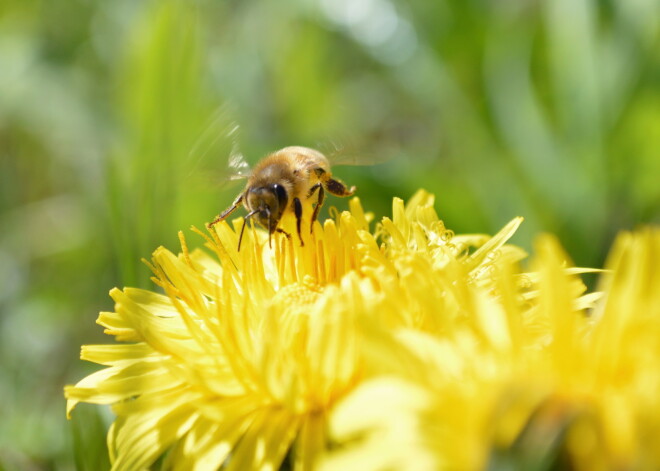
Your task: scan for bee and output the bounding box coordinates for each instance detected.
[208,146,356,250]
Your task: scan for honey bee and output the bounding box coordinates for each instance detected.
[208,146,356,250]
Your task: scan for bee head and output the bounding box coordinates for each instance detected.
[247,184,288,232]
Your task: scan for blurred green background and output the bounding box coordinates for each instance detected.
[1,0,659,469]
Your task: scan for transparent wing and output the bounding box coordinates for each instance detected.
[316,135,397,167]
[186,105,251,187]
[226,124,251,180]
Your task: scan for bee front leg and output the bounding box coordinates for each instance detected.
[293,197,304,247]
[208,193,244,227]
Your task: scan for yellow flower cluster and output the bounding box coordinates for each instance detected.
[65,191,660,470]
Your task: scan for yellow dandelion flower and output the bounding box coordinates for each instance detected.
[323,228,660,470]
[65,190,525,471]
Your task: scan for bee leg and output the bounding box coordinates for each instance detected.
[324,178,356,197]
[208,193,244,227]
[293,197,304,247]
[308,184,325,233]
[276,228,291,239]
[307,182,321,199]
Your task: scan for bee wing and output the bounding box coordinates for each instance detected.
[186,106,252,187]
[317,137,396,167]
[227,146,251,180]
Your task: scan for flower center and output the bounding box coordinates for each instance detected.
[271,275,323,317]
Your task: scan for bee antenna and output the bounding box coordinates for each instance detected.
[238,209,259,252]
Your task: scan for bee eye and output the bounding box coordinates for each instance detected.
[272,184,288,208]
